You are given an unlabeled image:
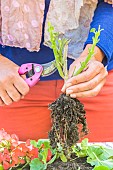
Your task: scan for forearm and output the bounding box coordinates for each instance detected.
[81,44,105,62]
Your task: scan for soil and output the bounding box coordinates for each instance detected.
[48,93,88,150]
[22,157,93,170]
[47,157,93,170]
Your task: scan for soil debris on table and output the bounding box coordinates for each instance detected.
[47,157,93,170]
[22,157,93,170]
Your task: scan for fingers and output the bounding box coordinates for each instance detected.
[104,0,113,4]
[70,78,106,98]
[0,56,30,106]
[62,61,108,98]
[14,75,30,96]
[62,61,104,92]
[0,75,29,106]
[6,84,22,102]
[68,60,82,78]
[66,68,108,95]
[0,89,13,105]
[0,98,5,106]
[69,61,104,84]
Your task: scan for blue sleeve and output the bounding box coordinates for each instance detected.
[84,2,113,66]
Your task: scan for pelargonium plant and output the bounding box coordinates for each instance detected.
[0,129,52,170]
[0,129,39,170]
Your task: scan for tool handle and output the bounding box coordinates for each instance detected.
[18,63,43,87]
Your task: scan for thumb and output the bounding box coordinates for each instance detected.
[69,61,81,78]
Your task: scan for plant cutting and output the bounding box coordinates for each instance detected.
[47,22,102,158]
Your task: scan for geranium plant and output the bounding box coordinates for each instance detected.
[0,129,39,170]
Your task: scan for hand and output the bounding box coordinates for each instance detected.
[104,0,113,4]
[0,55,29,106]
[61,45,108,98]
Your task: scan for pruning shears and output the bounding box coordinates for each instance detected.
[18,61,56,87]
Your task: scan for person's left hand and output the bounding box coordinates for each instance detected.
[61,45,108,98]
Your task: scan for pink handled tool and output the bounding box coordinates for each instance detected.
[18,63,43,87]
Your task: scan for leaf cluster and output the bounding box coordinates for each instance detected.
[29,139,69,170]
[73,138,113,170]
[29,138,113,170]
[30,139,52,170]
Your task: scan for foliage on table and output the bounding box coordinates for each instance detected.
[0,130,113,170]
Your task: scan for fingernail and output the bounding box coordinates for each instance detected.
[61,84,65,92]
[21,96,24,99]
[70,94,76,98]
[66,89,73,94]
[66,83,72,88]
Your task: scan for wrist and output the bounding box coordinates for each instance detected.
[80,44,105,62]
[0,54,4,60]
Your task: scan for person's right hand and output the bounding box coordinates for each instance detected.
[104,0,113,4]
[0,54,30,106]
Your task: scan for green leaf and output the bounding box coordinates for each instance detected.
[73,138,89,157]
[99,159,113,169]
[41,148,48,164]
[47,154,57,165]
[99,147,113,160]
[59,153,67,163]
[87,146,103,160]
[93,165,110,170]
[30,140,38,148]
[38,153,43,160]
[0,164,3,170]
[87,146,113,169]
[81,138,88,149]
[90,28,96,33]
[30,158,47,170]
[87,146,103,166]
[37,139,50,149]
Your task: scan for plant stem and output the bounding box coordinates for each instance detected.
[63,42,69,81]
[73,25,103,76]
